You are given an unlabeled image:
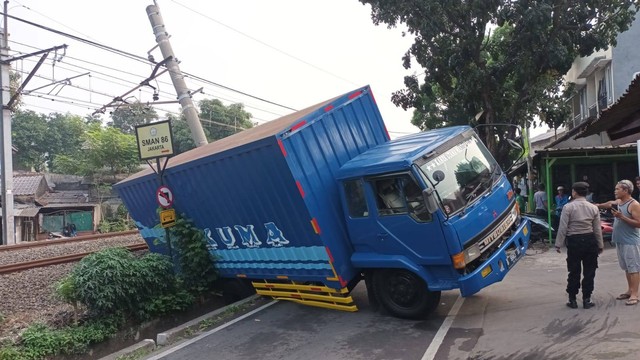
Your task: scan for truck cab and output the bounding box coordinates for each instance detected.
[338,126,530,318]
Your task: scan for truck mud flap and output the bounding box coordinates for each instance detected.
[252,280,358,312]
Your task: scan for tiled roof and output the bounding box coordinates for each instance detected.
[13,174,46,196]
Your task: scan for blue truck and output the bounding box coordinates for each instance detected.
[115,86,530,319]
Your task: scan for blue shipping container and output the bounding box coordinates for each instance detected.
[115,86,389,289]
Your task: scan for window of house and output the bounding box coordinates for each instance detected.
[579,87,588,122]
[605,65,613,105]
[597,78,607,111]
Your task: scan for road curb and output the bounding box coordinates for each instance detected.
[100,294,261,359]
[156,294,260,346]
[98,338,156,360]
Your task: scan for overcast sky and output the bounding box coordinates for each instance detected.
[5,0,425,138]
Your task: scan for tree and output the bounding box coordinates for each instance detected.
[198,99,253,141]
[166,113,211,155]
[46,113,86,172]
[360,0,638,160]
[165,99,253,155]
[108,101,158,134]
[53,124,140,179]
[84,114,103,126]
[12,110,49,171]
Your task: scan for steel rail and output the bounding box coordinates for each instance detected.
[0,230,140,252]
[0,243,148,274]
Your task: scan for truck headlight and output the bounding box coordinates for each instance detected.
[453,244,482,269]
[464,244,481,263]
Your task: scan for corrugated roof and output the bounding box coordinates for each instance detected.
[577,74,640,138]
[16,207,40,217]
[0,206,41,218]
[43,191,91,204]
[536,143,637,157]
[40,203,97,209]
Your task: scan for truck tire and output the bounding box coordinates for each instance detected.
[222,279,256,304]
[373,269,440,319]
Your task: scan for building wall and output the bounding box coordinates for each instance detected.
[612,16,640,100]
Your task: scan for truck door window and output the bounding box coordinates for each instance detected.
[373,176,431,222]
[343,180,369,218]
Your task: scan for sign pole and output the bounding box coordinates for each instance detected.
[157,157,173,264]
[134,120,177,268]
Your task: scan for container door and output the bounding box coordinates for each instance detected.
[369,174,449,264]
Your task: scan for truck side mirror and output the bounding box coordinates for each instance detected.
[422,188,439,214]
[506,138,523,151]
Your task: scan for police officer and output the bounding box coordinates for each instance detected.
[554,182,604,309]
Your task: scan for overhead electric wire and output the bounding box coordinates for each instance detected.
[170,0,359,87]
[13,58,274,126]
[3,12,298,112]
[10,0,102,42]
[9,40,289,117]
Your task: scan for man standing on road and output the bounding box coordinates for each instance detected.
[596,180,640,306]
[555,182,603,309]
[534,184,547,217]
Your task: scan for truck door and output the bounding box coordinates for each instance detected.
[369,174,449,264]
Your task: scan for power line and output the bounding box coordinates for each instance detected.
[170,0,359,87]
[10,44,288,118]
[11,0,102,42]
[3,12,298,112]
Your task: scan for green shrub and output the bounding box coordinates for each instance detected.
[98,218,134,233]
[0,346,25,360]
[13,316,122,360]
[170,216,218,295]
[142,289,194,316]
[70,247,175,317]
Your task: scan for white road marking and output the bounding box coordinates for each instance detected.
[421,295,465,360]
[146,300,277,360]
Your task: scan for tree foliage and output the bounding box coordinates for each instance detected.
[12,110,49,171]
[166,113,211,155]
[46,113,86,170]
[53,124,140,178]
[12,110,89,172]
[108,101,158,134]
[164,99,254,155]
[199,99,253,141]
[360,0,638,156]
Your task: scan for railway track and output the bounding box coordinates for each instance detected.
[0,243,148,274]
[0,230,148,274]
[0,230,140,252]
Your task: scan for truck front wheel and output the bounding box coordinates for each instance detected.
[373,269,440,319]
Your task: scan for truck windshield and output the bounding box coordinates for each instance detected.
[417,135,500,216]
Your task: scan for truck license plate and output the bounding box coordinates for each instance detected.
[506,248,520,268]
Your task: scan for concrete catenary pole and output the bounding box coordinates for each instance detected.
[146,4,208,147]
[0,2,15,245]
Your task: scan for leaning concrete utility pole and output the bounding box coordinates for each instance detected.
[0,3,15,245]
[146,4,208,147]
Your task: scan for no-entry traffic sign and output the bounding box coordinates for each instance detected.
[156,185,174,208]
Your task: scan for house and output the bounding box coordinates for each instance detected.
[532,16,640,202]
[10,173,49,242]
[1,173,101,243]
[38,174,102,240]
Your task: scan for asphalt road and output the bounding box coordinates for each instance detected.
[146,244,640,360]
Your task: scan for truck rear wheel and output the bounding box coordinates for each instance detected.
[373,269,440,319]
